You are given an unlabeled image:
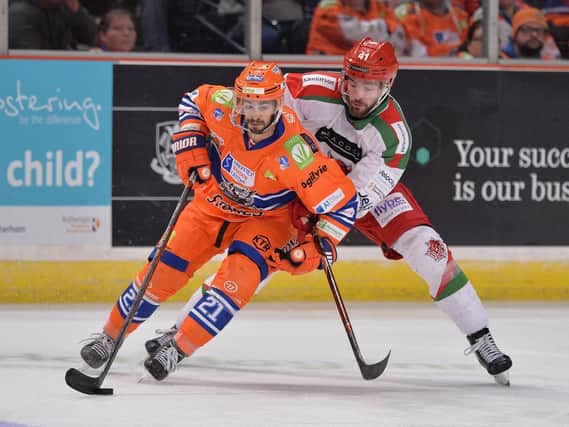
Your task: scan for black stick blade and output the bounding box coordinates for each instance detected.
[358,350,391,380]
[65,368,114,395]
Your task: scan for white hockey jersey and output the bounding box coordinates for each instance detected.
[284,71,412,218]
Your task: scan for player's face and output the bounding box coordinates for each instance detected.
[344,76,385,119]
[241,99,278,134]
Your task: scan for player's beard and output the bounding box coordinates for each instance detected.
[246,118,270,134]
[348,99,373,119]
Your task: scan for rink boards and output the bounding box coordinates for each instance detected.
[2,247,568,302]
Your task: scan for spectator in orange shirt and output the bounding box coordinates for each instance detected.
[395,0,469,57]
[501,7,560,58]
[306,0,406,55]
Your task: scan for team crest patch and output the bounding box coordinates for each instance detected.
[279,156,290,170]
[213,108,224,121]
[425,239,447,262]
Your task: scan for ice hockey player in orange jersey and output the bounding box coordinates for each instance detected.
[78,61,358,381]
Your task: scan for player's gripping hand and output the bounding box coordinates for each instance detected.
[171,129,211,184]
[268,234,337,275]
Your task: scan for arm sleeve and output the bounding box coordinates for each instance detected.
[291,140,358,245]
[178,85,210,136]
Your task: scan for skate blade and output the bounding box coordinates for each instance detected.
[493,370,510,386]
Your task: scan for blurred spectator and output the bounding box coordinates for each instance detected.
[452,0,480,16]
[542,0,569,58]
[8,0,97,50]
[498,0,530,49]
[454,16,483,57]
[139,0,171,52]
[93,7,137,52]
[501,7,560,58]
[263,0,308,53]
[396,0,469,56]
[306,0,405,55]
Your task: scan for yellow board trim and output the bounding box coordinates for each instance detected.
[1,260,569,303]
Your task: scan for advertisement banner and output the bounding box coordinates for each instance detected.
[111,65,569,246]
[0,60,112,245]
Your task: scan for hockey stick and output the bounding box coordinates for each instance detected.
[65,173,197,395]
[312,228,391,380]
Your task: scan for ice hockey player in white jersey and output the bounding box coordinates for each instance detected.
[146,37,512,386]
[283,37,512,385]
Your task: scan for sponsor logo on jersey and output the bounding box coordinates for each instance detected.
[264,169,276,180]
[301,164,327,189]
[206,194,263,217]
[253,234,271,252]
[221,153,255,187]
[316,218,345,241]
[391,121,410,154]
[213,108,224,121]
[425,238,447,262]
[302,73,337,91]
[378,169,395,188]
[285,135,314,170]
[357,191,373,215]
[315,127,362,163]
[279,156,290,170]
[314,188,345,213]
[212,89,234,107]
[372,192,412,227]
[150,120,182,185]
[366,181,384,200]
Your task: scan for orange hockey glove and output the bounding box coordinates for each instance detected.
[171,129,211,184]
[269,234,337,275]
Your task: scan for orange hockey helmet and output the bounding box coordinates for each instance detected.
[232,61,285,133]
[342,37,399,111]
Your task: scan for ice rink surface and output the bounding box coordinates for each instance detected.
[0,301,568,427]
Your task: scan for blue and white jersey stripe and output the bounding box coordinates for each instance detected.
[178,93,204,123]
[326,194,358,228]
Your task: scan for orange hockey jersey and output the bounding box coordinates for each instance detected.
[396,1,469,57]
[176,84,358,245]
[306,0,402,55]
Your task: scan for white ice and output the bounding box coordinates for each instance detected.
[0,302,568,427]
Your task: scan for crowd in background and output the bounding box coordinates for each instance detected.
[7,0,569,59]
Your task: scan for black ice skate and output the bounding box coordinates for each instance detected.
[145,326,178,355]
[465,327,512,386]
[144,341,185,381]
[80,332,116,369]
